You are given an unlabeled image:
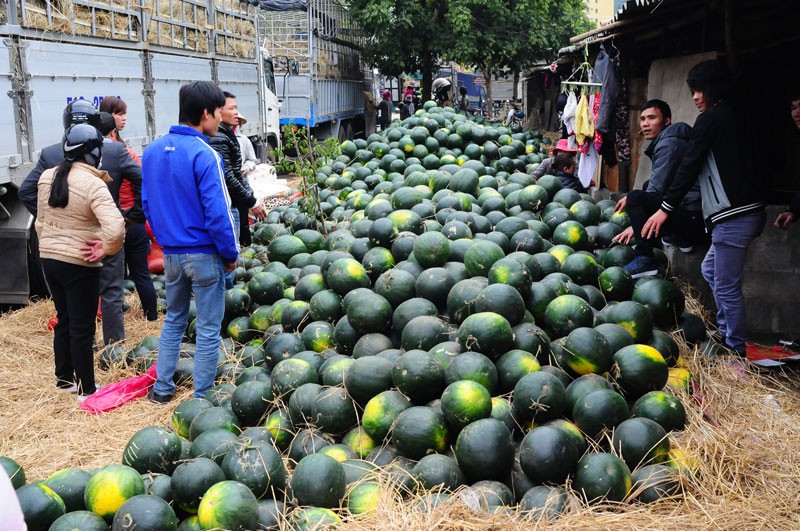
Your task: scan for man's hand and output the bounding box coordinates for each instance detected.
[223,261,237,273]
[614,196,627,213]
[250,204,267,221]
[774,211,796,230]
[80,240,106,263]
[612,226,634,245]
[641,209,669,239]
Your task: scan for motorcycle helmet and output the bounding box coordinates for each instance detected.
[63,123,104,168]
[62,99,102,130]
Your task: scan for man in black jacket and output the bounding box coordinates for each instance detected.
[18,99,143,345]
[641,60,766,356]
[209,91,266,252]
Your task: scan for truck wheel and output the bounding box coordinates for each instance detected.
[337,122,348,143]
[344,122,353,140]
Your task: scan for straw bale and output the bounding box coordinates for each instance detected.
[2,287,800,529]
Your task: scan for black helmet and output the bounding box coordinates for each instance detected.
[62,99,101,130]
[63,123,104,167]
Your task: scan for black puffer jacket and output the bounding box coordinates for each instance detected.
[209,124,256,210]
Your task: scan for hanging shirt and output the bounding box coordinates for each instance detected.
[574,94,595,145]
[562,92,578,149]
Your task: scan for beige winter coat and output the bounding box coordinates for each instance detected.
[36,162,125,267]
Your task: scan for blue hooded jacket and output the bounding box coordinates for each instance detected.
[142,125,238,263]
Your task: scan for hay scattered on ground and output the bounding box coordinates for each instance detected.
[1,289,800,529]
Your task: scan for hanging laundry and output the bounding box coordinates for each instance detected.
[562,92,578,150]
[574,94,594,145]
[577,142,599,188]
[595,44,622,134]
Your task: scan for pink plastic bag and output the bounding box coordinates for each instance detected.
[79,364,158,414]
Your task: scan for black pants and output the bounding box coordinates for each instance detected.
[238,205,252,247]
[42,259,100,395]
[125,223,158,320]
[626,189,707,257]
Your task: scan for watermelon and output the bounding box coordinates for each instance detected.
[48,511,108,531]
[495,349,541,393]
[84,464,145,521]
[413,454,466,491]
[230,380,273,426]
[571,388,629,439]
[111,494,178,531]
[16,482,66,530]
[631,464,681,503]
[221,439,287,499]
[391,406,449,459]
[562,327,613,375]
[43,467,91,512]
[290,453,346,508]
[519,485,575,521]
[454,418,515,482]
[632,278,685,328]
[612,344,669,398]
[601,300,654,343]
[170,458,226,514]
[631,390,687,432]
[392,350,446,404]
[573,452,632,503]
[611,417,671,469]
[519,425,580,485]
[346,481,381,515]
[361,390,412,441]
[0,456,26,489]
[456,312,514,359]
[440,380,492,430]
[288,507,342,530]
[311,386,358,435]
[197,480,259,531]
[512,371,567,423]
[543,294,594,339]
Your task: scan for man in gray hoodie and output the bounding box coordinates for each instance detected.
[613,99,705,277]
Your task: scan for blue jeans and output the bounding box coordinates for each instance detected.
[701,212,765,354]
[225,208,240,289]
[154,253,226,398]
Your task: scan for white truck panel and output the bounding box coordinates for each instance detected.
[150,54,212,138]
[216,60,261,138]
[24,41,147,152]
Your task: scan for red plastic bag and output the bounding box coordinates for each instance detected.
[79,364,157,414]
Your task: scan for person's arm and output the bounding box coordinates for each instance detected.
[19,154,51,216]
[774,189,800,229]
[118,148,145,223]
[532,157,553,179]
[660,113,716,213]
[85,181,126,260]
[209,135,256,209]
[197,152,239,264]
[646,135,687,196]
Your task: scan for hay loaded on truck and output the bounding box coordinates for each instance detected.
[0,0,281,304]
[259,0,369,141]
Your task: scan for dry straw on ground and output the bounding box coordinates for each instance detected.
[1,289,800,530]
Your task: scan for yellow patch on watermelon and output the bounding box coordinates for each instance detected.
[617,320,637,338]
[638,345,667,364]
[87,484,129,519]
[548,247,572,264]
[667,368,692,392]
[568,356,599,375]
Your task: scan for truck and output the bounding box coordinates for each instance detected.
[0,0,281,304]
[258,0,369,142]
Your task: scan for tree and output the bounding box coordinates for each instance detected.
[446,0,593,112]
[348,0,453,100]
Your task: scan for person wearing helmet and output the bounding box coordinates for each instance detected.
[35,123,125,401]
[431,77,452,106]
[378,90,392,131]
[18,99,143,345]
[18,99,103,216]
[142,81,238,402]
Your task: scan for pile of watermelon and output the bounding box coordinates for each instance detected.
[5,101,715,530]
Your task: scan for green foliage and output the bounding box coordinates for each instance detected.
[272,125,340,233]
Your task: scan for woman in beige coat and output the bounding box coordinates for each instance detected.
[36,124,125,401]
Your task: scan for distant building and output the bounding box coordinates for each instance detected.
[584,0,616,26]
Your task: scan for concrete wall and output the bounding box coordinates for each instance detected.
[665,205,800,342]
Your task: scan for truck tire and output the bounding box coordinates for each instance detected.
[344,122,353,140]
[337,122,348,143]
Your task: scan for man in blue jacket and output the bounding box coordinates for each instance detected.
[142,81,238,402]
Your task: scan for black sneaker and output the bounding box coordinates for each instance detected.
[147,389,173,404]
[622,255,659,279]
